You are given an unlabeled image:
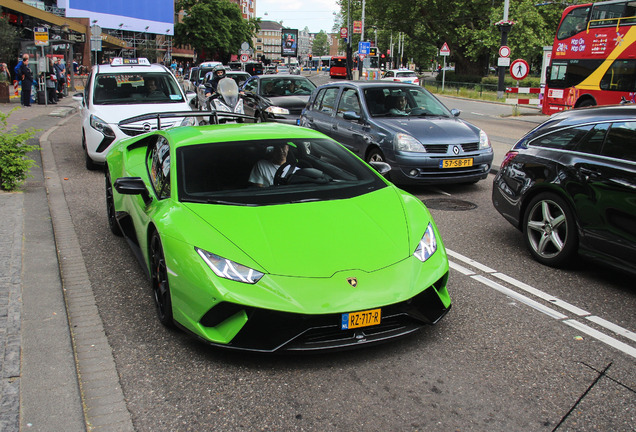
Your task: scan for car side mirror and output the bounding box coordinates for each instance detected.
[369,161,391,176]
[343,111,361,122]
[72,93,84,103]
[450,108,461,117]
[114,177,152,204]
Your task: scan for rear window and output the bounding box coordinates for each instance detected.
[331,58,347,67]
[93,72,184,104]
[397,72,417,77]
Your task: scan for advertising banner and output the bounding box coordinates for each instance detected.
[281,29,298,57]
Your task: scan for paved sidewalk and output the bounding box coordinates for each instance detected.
[0,96,134,431]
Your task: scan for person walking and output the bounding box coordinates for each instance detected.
[54,57,66,98]
[13,55,23,97]
[46,58,58,104]
[18,54,33,107]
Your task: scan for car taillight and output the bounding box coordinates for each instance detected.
[414,78,419,84]
[500,151,518,170]
[394,78,400,82]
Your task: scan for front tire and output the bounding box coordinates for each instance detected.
[105,170,122,236]
[522,193,578,267]
[366,147,385,163]
[150,231,175,328]
[83,132,99,171]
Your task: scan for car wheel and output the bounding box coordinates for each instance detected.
[254,112,263,123]
[522,193,578,267]
[150,231,175,328]
[577,99,595,108]
[105,170,122,236]
[366,148,385,163]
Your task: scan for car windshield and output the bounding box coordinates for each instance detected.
[363,86,451,117]
[93,72,184,104]
[259,77,316,96]
[177,138,387,206]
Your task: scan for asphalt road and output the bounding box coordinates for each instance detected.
[48,90,635,431]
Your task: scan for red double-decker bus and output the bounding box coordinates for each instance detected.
[543,0,636,114]
[329,56,347,78]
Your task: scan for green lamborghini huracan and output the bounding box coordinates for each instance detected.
[105,118,450,352]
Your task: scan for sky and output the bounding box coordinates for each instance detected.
[255,0,340,34]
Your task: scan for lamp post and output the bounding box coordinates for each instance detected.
[346,0,352,80]
[496,0,514,99]
[61,24,73,94]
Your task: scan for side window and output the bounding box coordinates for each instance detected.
[530,125,594,150]
[149,136,171,199]
[244,79,258,93]
[599,59,636,91]
[574,123,609,155]
[312,88,326,110]
[603,121,636,162]
[337,89,361,117]
[319,87,339,115]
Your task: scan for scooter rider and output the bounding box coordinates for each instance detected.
[204,65,227,97]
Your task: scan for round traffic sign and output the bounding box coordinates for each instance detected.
[240,54,249,63]
[510,59,529,80]
[340,27,348,39]
[499,45,511,58]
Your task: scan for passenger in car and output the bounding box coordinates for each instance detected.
[248,144,289,187]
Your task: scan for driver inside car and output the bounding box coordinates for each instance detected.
[249,144,290,187]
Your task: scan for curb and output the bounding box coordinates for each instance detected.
[39,113,135,431]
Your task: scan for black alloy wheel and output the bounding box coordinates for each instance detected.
[150,231,175,328]
[105,170,122,236]
[522,193,578,267]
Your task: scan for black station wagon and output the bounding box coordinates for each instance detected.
[492,105,636,274]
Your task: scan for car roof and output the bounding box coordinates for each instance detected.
[164,122,329,149]
[317,81,419,90]
[538,105,636,132]
[95,63,170,74]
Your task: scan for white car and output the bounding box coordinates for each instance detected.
[74,58,196,169]
[381,69,420,85]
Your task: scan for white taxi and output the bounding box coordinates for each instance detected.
[74,58,196,169]
[381,69,420,85]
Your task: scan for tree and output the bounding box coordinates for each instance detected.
[312,31,329,57]
[0,17,19,65]
[175,0,259,63]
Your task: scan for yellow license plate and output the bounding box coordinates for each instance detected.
[440,158,473,168]
[341,308,381,330]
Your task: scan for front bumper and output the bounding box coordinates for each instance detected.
[186,272,450,352]
[388,150,494,185]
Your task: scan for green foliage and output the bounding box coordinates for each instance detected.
[0,16,20,65]
[482,75,541,87]
[0,109,40,191]
[175,0,259,62]
[340,0,588,75]
[312,31,329,57]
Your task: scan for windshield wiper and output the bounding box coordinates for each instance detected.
[206,198,254,206]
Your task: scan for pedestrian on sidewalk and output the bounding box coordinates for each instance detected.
[18,54,33,107]
[13,55,22,97]
[54,57,66,98]
[46,59,58,104]
[0,63,10,82]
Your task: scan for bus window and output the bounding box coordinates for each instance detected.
[590,2,627,26]
[600,60,636,91]
[547,59,604,88]
[557,6,591,39]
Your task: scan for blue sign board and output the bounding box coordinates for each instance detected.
[358,41,371,55]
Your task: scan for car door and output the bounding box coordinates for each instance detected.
[331,88,367,156]
[302,86,341,137]
[578,121,636,267]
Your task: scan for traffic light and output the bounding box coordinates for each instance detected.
[309,54,312,61]
[370,47,377,56]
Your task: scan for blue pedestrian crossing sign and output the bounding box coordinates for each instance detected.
[359,41,370,55]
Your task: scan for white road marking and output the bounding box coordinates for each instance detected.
[563,319,636,359]
[471,275,568,320]
[446,248,636,360]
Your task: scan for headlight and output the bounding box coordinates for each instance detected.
[479,129,491,149]
[413,223,437,262]
[89,115,115,138]
[196,248,264,284]
[265,106,290,115]
[394,133,426,152]
[180,116,196,127]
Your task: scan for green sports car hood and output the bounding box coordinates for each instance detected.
[182,187,426,278]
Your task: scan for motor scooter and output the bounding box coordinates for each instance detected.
[204,78,245,124]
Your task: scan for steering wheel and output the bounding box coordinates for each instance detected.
[273,162,297,186]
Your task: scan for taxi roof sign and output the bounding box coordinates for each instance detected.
[111,57,151,66]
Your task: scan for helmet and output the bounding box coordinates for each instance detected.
[213,65,226,79]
